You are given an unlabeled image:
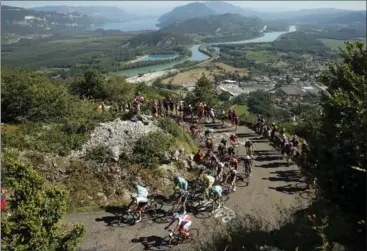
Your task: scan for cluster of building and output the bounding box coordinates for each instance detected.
[216,71,326,101]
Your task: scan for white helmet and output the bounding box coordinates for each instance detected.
[218,162,225,168]
[131,193,138,199]
[245,155,251,160]
[173,213,180,219]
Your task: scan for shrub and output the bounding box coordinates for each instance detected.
[1,154,86,250]
[85,145,113,163]
[158,117,196,151]
[132,131,174,168]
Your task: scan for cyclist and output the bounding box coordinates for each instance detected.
[174,176,189,214]
[216,162,225,181]
[210,185,223,208]
[193,149,204,163]
[230,155,239,171]
[204,148,214,160]
[228,167,238,192]
[203,174,215,200]
[243,155,252,177]
[204,128,214,139]
[229,134,237,145]
[245,139,254,156]
[190,123,199,136]
[205,137,214,150]
[217,138,227,156]
[128,182,149,223]
[165,212,192,238]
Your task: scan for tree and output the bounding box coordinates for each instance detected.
[193,74,217,106]
[1,68,75,123]
[247,90,273,117]
[310,41,367,217]
[218,91,232,102]
[1,154,86,250]
[103,76,134,103]
[71,69,106,99]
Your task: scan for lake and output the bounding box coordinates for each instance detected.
[113,25,297,77]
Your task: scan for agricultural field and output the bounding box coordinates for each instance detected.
[162,62,248,85]
[318,39,349,51]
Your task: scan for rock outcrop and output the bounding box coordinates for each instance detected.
[71,116,160,161]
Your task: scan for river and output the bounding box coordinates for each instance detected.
[114,25,297,77]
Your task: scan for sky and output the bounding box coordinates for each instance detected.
[4,1,367,16]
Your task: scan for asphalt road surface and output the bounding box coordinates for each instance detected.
[66,124,309,251]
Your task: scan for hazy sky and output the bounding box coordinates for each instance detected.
[4,1,367,14]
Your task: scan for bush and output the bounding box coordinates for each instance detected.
[132,131,174,168]
[1,154,86,250]
[158,117,196,151]
[85,145,113,163]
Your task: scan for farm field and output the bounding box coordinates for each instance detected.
[162,62,248,85]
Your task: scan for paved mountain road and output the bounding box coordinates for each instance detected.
[66,124,309,251]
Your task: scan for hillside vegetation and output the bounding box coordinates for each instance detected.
[157,2,216,28]
[162,13,264,42]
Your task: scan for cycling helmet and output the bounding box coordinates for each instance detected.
[218,162,225,168]
[131,193,138,199]
[173,213,180,219]
[245,155,251,160]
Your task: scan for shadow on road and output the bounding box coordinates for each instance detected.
[257,162,287,168]
[255,155,282,161]
[235,133,255,138]
[263,170,302,182]
[254,150,279,156]
[131,236,165,250]
[269,184,307,195]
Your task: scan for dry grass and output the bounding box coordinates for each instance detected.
[163,62,248,86]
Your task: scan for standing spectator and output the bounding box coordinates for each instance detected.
[152,100,159,119]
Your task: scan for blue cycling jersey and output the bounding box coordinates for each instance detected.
[211,185,222,196]
[177,177,188,191]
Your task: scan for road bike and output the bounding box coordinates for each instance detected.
[163,228,199,246]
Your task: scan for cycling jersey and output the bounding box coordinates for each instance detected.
[211,185,222,197]
[177,214,192,232]
[177,177,188,191]
[136,185,148,198]
[245,141,253,147]
[136,196,149,204]
[205,175,215,186]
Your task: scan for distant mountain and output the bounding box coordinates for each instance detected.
[324,10,366,26]
[1,5,103,36]
[204,1,260,17]
[162,13,264,35]
[30,6,137,22]
[157,2,216,28]
[128,30,193,47]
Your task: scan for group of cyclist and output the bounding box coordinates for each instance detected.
[128,122,255,239]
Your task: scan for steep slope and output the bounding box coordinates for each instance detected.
[157,2,216,28]
[30,5,137,22]
[162,13,264,35]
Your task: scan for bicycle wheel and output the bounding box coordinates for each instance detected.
[235,173,249,187]
[222,193,230,202]
[184,228,199,243]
